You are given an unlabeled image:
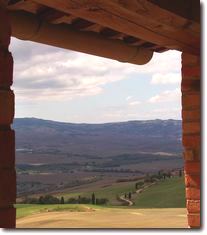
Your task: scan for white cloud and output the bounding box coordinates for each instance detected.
[11,37,182,122]
[134,50,181,74]
[151,73,181,85]
[126,96,141,106]
[11,38,138,102]
[128,101,141,106]
[11,37,181,103]
[148,88,181,103]
[126,96,133,101]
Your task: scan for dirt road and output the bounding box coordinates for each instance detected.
[16,208,188,228]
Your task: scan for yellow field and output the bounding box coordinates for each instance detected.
[16,208,188,228]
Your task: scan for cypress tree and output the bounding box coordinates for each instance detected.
[91,192,96,205]
[60,196,65,204]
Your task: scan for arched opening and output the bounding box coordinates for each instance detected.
[0,0,200,229]
[12,38,186,228]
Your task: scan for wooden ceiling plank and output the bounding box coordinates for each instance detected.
[148,0,200,24]
[32,0,200,55]
[113,0,200,34]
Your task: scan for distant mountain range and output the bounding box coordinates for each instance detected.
[13,118,182,156]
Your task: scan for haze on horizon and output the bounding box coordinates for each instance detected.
[11,38,182,124]
[14,117,182,126]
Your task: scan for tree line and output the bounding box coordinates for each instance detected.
[22,193,108,205]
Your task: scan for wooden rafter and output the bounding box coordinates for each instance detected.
[49,14,77,25]
[71,18,95,30]
[80,23,103,33]
[31,0,200,55]
[37,8,77,24]
[7,0,42,13]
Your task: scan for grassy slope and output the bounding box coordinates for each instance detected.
[133,177,185,208]
[16,177,185,219]
[57,177,185,208]
[56,182,136,206]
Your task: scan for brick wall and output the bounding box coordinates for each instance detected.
[0,5,16,228]
[182,52,201,228]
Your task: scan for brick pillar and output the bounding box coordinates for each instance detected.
[182,53,201,228]
[0,4,16,228]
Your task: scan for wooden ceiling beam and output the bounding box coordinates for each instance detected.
[32,0,200,55]
[9,11,154,65]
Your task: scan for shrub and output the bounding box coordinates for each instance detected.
[135,181,144,189]
[21,197,39,204]
[67,197,78,204]
[38,195,60,204]
[96,198,109,205]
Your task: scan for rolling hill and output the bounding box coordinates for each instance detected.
[13,118,183,196]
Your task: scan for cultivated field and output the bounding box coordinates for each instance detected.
[15,118,183,197]
[16,207,188,228]
[16,177,187,228]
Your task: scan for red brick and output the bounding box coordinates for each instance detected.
[182,66,200,78]
[183,149,200,161]
[0,50,13,87]
[182,109,200,122]
[0,207,16,228]
[181,79,200,92]
[182,93,200,109]
[0,8,11,47]
[183,122,200,134]
[185,174,200,188]
[187,200,200,213]
[182,53,200,66]
[186,188,200,200]
[184,162,200,174]
[183,134,200,148]
[0,90,14,125]
[0,169,16,207]
[0,130,15,168]
[183,149,194,161]
[187,213,200,228]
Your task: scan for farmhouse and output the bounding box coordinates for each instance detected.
[0,0,200,228]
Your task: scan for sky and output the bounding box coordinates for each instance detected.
[10,37,182,123]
